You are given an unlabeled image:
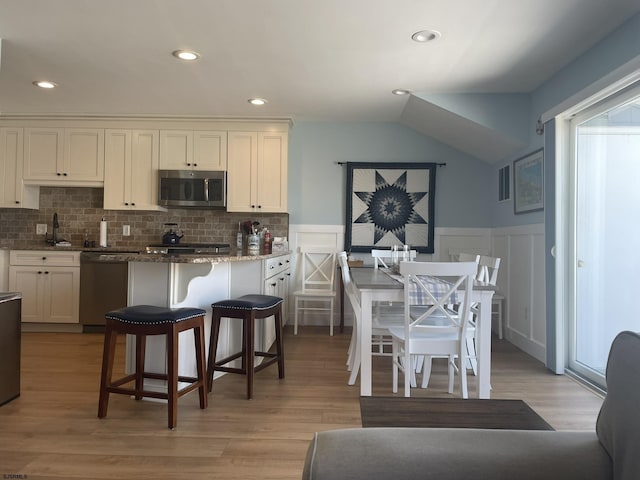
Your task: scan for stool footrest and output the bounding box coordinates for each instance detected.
[254,356,279,373]
[105,373,203,399]
[214,351,244,366]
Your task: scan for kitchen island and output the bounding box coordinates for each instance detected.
[93,250,291,395]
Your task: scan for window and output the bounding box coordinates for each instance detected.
[498,164,510,202]
[563,84,640,388]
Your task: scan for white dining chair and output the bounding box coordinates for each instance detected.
[370,248,417,352]
[477,255,505,339]
[338,252,410,386]
[293,246,338,335]
[418,253,502,387]
[390,261,477,398]
[457,252,480,263]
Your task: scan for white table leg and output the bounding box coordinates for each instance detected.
[359,290,373,396]
[476,290,494,398]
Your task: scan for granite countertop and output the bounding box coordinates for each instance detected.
[1,244,290,263]
[91,250,290,264]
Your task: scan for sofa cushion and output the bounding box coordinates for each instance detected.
[303,428,611,480]
[596,330,640,480]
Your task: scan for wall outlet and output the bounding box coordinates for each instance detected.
[122,225,130,236]
[36,224,47,235]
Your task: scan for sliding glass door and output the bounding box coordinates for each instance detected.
[568,88,640,387]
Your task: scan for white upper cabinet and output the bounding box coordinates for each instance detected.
[159,130,227,171]
[104,129,166,211]
[23,127,104,185]
[226,131,288,213]
[0,127,39,209]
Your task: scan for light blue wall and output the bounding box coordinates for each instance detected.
[493,12,640,228]
[288,122,492,227]
[532,13,640,118]
[287,13,640,231]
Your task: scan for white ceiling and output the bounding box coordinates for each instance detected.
[0,0,638,125]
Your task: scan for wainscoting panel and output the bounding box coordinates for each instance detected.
[493,224,546,362]
[433,227,492,261]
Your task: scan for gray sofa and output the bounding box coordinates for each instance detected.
[302,331,640,480]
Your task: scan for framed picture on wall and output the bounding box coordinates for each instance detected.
[345,162,437,253]
[513,149,544,214]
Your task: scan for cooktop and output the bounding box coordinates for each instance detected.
[145,243,231,255]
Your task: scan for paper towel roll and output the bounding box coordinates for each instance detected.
[99,219,108,247]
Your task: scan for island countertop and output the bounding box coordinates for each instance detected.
[85,249,291,264]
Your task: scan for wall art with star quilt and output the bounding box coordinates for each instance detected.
[345,162,436,254]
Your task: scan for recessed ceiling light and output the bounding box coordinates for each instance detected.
[392,89,411,96]
[33,80,57,89]
[248,98,267,106]
[411,30,441,43]
[172,50,200,61]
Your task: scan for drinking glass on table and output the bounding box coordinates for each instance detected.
[402,244,411,262]
[391,245,400,273]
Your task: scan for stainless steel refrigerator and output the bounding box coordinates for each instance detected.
[0,292,21,406]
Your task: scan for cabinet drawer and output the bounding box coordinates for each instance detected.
[10,250,81,267]
[264,254,290,278]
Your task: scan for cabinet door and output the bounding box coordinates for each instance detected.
[257,132,288,212]
[263,275,279,349]
[9,266,44,323]
[104,129,131,209]
[104,130,163,211]
[194,131,227,171]
[277,267,291,325]
[159,130,193,169]
[64,128,104,182]
[45,268,80,323]
[23,127,64,180]
[0,127,38,209]
[227,131,258,212]
[0,127,22,207]
[131,130,163,210]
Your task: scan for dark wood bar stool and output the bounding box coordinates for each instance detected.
[97,305,208,429]
[207,294,285,399]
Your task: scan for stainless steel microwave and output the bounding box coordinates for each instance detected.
[158,170,226,208]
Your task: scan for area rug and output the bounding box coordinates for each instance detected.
[360,396,554,430]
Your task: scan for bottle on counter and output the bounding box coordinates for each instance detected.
[236,221,243,249]
[264,229,272,253]
[247,233,260,254]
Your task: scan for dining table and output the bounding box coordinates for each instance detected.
[349,266,496,398]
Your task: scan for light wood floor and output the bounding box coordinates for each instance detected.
[1,327,603,480]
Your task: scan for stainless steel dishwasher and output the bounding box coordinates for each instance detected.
[79,252,130,331]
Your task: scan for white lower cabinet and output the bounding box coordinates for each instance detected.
[8,251,80,323]
[262,254,291,349]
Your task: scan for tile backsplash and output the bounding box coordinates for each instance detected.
[0,187,289,249]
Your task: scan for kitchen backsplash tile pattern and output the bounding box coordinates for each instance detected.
[0,187,289,249]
